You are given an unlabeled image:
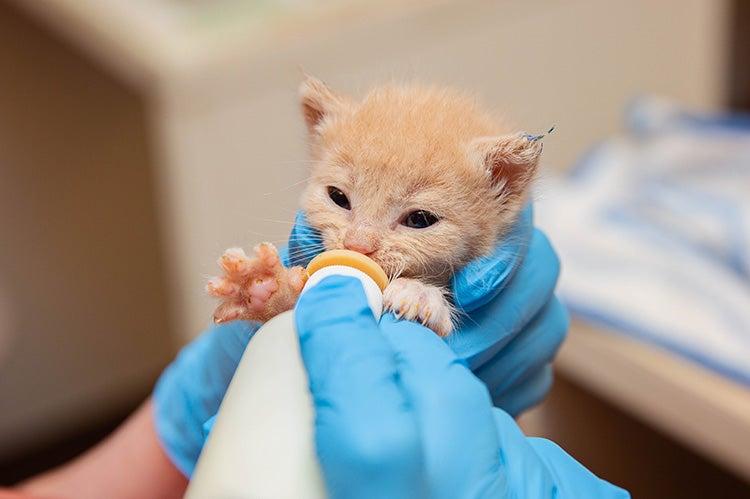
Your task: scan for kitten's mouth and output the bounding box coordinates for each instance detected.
[324,242,393,277]
[330,244,381,264]
[354,251,406,280]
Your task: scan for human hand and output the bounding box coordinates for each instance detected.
[296,276,628,499]
[282,205,568,416]
[153,320,259,476]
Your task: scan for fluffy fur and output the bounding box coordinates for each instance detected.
[208,76,541,336]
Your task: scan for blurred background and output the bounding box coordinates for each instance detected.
[0,0,748,496]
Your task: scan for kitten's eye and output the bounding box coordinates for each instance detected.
[327,186,351,210]
[402,210,439,229]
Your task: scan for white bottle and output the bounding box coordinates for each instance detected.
[186,253,386,499]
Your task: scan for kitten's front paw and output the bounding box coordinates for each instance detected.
[384,278,454,336]
[206,243,307,324]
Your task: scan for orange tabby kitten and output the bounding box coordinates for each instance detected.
[207,76,541,336]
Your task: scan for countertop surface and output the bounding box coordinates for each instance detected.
[559,321,750,481]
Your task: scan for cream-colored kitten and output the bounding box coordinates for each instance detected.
[207,76,541,336]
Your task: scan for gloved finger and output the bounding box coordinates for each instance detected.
[493,407,632,498]
[380,315,505,499]
[492,364,554,417]
[476,297,568,403]
[493,406,631,498]
[284,210,325,267]
[448,229,561,368]
[295,276,423,499]
[452,205,533,312]
[525,438,631,498]
[490,408,556,495]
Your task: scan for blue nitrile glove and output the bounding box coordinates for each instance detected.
[281,205,568,416]
[153,320,259,476]
[296,276,629,499]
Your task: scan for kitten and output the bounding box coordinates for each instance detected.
[207,76,541,336]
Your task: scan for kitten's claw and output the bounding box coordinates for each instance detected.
[213,301,248,324]
[207,243,307,323]
[384,278,454,336]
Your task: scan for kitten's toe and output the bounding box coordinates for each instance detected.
[213,301,248,324]
[219,247,253,279]
[427,306,454,337]
[206,276,240,297]
[287,266,308,293]
[415,295,454,337]
[384,278,454,336]
[253,242,283,274]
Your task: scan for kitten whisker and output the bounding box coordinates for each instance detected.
[286,247,325,261]
[284,234,324,243]
[285,248,324,257]
[286,243,325,253]
[262,175,314,196]
[252,218,299,226]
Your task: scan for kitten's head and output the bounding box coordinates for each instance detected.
[298,76,541,283]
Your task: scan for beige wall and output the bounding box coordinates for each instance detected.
[0,3,173,457]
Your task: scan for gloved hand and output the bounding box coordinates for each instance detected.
[282,206,568,416]
[154,205,567,476]
[297,276,629,499]
[153,320,258,476]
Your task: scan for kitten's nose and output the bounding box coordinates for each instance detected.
[343,231,378,255]
[343,240,375,255]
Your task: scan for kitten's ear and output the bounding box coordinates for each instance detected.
[469,133,542,198]
[299,75,348,136]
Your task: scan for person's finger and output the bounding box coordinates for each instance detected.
[295,276,424,499]
[447,229,561,369]
[490,408,556,495]
[475,297,568,405]
[492,408,631,498]
[493,364,554,417]
[380,315,505,499]
[452,205,533,312]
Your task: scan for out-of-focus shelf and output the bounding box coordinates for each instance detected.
[6,0,424,89]
[558,321,750,481]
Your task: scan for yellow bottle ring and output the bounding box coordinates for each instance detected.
[306,250,389,291]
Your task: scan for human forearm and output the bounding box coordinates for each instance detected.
[18,399,187,499]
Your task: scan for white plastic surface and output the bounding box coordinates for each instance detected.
[186,267,382,499]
